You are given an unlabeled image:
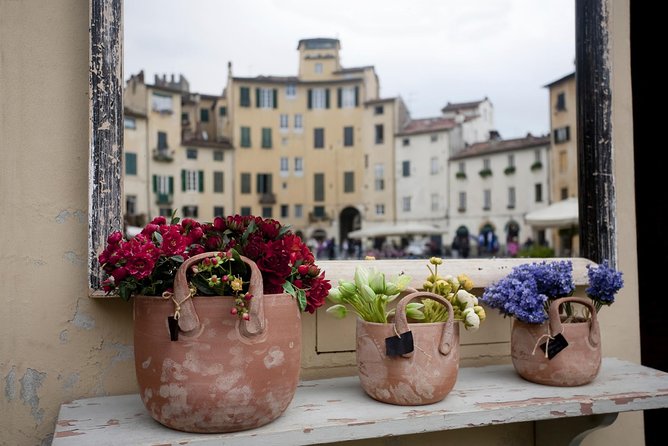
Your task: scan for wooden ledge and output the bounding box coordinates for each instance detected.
[53,358,668,445]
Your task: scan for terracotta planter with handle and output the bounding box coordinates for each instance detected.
[511,297,601,386]
[133,252,301,433]
[356,291,460,405]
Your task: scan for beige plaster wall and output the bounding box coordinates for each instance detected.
[0,1,137,445]
[0,0,641,445]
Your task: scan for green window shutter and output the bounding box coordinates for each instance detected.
[181,170,186,191]
[152,175,158,193]
[273,89,278,109]
[214,171,224,193]
[168,176,174,194]
[307,89,312,109]
[198,170,204,192]
[219,106,227,116]
[354,86,359,106]
[240,87,250,107]
[267,173,273,194]
[325,89,330,109]
[314,173,325,202]
[337,88,342,108]
[200,108,209,122]
[256,88,261,108]
[125,153,137,175]
[262,128,272,148]
[241,126,251,147]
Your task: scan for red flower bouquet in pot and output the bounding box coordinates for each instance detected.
[99,215,330,433]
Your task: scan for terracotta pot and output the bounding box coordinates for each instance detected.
[133,253,301,433]
[356,291,460,405]
[511,297,601,386]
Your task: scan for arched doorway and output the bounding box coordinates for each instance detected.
[339,206,361,245]
[505,220,520,257]
[478,222,498,256]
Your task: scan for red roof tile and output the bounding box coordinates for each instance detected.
[450,135,550,160]
[398,117,457,135]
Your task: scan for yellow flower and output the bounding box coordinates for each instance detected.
[230,277,244,292]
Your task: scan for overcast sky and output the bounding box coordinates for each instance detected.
[125,0,574,138]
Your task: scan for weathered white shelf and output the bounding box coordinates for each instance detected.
[53,358,668,445]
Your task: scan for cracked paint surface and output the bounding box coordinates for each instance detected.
[20,368,47,423]
[4,366,17,400]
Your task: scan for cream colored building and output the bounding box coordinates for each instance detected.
[123,72,234,224]
[226,38,385,243]
[0,1,644,445]
[441,98,495,147]
[448,135,551,254]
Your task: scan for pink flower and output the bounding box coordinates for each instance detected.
[141,223,159,237]
[107,231,123,245]
[150,216,167,225]
[111,266,129,282]
[160,226,187,256]
[127,253,155,280]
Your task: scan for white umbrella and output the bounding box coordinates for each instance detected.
[347,223,444,239]
[525,197,579,229]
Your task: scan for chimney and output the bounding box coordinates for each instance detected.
[489,130,501,140]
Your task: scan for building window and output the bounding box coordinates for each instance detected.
[181,112,189,124]
[294,114,303,131]
[182,169,203,192]
[295,157,304,175]
[430,157,438,175]
[344,172,354,193]
[313,206,326,218]
[457,162,466,178]
[402,138,410,146]
[402,196,411,212]
[554,126,570,144]
[159,207,172,217]
[535,149,541,162]
[402,160,410,177]
[153,175,173,198]
[239,87,250,107]
[286,84,296,98]
[124,116,136,129]
[561,187,569,200]
[314,128,324,149]
[152,93,173,113]
[256,173,273,194]
[200,108,209,122]
[261,128,272,149]
[483,158,491,170]
[374,164,385,191]
[262,206,273,218]
[213,150,224,161]
[375,124,384,144]
[458,192,467,212]
[257,87,277,109]
[183,205,198,218]
[508,187,516,209]
[240,206,251,216]
[339,86,358,108]
[186,148,197,159]
[308,88,329,109]
[559,150,568,173]
[213,171,224,193]
[280,114,289,131]
[375,204,385,216]
[374,105,384,115]
[280,204,289,218]
[344,126,354,147]
[314,62,323,73]
[125,152,137,175]
[556,92,566,111]
[294,204,303,218]
[314,173,325,202]
[535,183,543,202]
[240,173,251,194]
[430,134,438,143]
[157,131,168,151]
[431,193,439,212]
[126,195,137,215]
[507,154,515,167]
[240,126,251,148]
[213,206,224,217]
[280,157,289,175]
[219,106,227,117]
[483,189,491,210]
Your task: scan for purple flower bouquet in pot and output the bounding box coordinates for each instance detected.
[480,260,623,386]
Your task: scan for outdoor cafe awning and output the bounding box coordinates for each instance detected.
[525,197,579,229]
[347,223,445,239]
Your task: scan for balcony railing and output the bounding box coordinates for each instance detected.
[258,193,277,205]
[156,193,173,205]
[152,148,174,162]
[308,212,331,223]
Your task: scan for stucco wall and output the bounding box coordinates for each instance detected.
[0,0,640,445]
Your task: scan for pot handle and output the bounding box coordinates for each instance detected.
[394,291,456,357]
[548,297,600,347]
[173,252,265,338]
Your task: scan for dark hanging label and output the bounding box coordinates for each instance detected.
[540,333,569,359]
[168,316,179,342]
[385,331,414,357]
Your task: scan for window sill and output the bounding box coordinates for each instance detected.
[52,358,668,445]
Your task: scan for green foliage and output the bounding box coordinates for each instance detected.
[518,245,555,258]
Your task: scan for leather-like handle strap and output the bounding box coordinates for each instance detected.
[394,291,456,357]
[548,296,600,347]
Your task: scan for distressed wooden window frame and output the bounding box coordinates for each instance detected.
[88,0,616,295]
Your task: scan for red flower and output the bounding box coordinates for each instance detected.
[160,225,187,256]
[304,274,331,313]
[127,253,155,280]
[150,216,167,225]
[107,231,123,245]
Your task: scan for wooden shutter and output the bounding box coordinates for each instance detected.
[152,175,157,193]
[273,89,278,109]
[181,170,186,191]
[325,89,330,108]
[256,88,261,108]
[198,170,204,192]
[168,176,174,194]
[355,86,359,106]
[307,89,312,109]
[337,88,342,108]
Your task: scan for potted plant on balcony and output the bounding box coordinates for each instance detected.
[99,215,330,433]
[326,257,486,405]
[480,260,623,386]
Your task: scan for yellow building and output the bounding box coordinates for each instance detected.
[545,72,579,255]
[226,38,398,244]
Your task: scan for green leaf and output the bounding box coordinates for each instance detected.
[297,289,307,312]
[170,209,179,224]
[278,224,292,237]
[283,281,295,294]
[326,304,348,319]
[241,219,256,244]
[171,255,184,263]
[154,231,163,245]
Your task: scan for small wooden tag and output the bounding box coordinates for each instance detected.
[540,333,569,359]
[168,316,179,341]
[385,331,414,357]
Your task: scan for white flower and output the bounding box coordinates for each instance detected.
[462,307,480,331]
